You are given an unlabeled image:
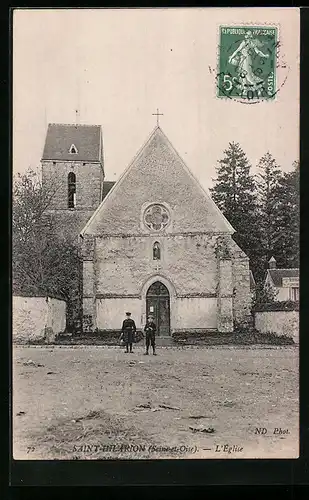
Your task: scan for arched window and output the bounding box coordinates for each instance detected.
[153,242,161,260]
[68,172,76,208]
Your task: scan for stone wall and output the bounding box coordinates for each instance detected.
[217,259,233,332]
[228,238,252,327]
[95,297,218,332]
[42,160,104,211]
[84,128,232,236]
[232,257,252,326]
[13,296,66,343]
[94,234,219,296]
[81,232,251,333]
[174,297,217,330]
[43,209,95,242]
[96,298,142,330]
[41,159,104,241]
[254,310,299,342]
[40,159,103,329]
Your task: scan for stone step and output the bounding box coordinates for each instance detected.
[153,336,175,346]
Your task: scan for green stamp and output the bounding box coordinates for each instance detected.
[217,26,278,101]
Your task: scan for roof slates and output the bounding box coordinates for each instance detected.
[269,268,299,287]
[42,123,102,162]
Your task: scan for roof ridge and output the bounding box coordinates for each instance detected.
[48,123,101,128]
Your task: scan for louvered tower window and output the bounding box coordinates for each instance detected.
[68,172,76,208]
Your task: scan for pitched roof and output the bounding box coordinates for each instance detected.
[42,123,103,162]
[268,268,299,287]
[102,181,116,200]
[81,126,235,237]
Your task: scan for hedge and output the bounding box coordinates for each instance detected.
[253,300,299,312]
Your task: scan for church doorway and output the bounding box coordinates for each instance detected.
[146,281,170,336]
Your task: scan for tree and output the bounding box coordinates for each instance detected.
[271,162,299,268]
[256,152,282,264]
[256,155,299,271]
[12,167,81,331]
[210,142,263,279]
[252,279,277,309]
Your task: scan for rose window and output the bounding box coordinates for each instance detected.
[144,204,170,231]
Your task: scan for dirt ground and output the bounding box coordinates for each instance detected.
[13,344,299,460]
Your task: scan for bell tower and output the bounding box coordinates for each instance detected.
[41,123,105,239]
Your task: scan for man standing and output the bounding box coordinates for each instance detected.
[121,312,136,353]
[144,315,157,355]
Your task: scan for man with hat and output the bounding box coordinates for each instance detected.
[144,315,157,355]
[120,312,137,353]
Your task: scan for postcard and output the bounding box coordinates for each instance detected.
[12,7,299,461]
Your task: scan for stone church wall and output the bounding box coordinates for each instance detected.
[174,297,217,330]
[42,159,103,241]
[81,232,251,333]
[42,160,103,211]
[40,162,103,332]
[232,256,252,326]
[94,233,219,296]
[96,298,142,330]
[95,296,218,331]
[43,209,95,241]
[86,129,232,235]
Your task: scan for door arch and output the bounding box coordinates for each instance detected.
[146,281,170,336]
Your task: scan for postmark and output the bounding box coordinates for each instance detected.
[217,26,278,102]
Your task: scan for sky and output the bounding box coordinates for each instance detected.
[13,8,299,190]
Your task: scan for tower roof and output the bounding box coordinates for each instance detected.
[42,123,103,162]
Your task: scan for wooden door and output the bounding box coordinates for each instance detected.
[146,281,170,336]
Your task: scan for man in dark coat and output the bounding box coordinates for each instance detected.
[144,315,157,355]
[121,312,136,353]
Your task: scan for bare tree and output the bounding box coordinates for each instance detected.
[13,167,81,330]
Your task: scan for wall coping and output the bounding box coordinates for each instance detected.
[13,294,66,303]
[254,309,298,314]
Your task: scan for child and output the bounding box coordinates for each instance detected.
[144,315,157,355]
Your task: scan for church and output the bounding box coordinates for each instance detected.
[41,121,251,336]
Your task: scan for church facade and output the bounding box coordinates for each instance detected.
[77,125,251,335]
[41,122,251,335]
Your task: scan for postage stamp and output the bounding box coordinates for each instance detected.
[217,26,278,101]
